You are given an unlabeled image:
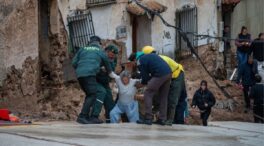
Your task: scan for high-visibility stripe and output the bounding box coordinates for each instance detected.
[96,99,103,104]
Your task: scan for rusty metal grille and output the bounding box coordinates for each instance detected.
[86,0,116,7]
[67,11,95,53]
[176,7,198,58]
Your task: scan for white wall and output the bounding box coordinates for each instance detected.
[58,0,218,59]
[174,0,218,46]
[230,0,264,43]
[151,0,218,58]
[58,0,133,56]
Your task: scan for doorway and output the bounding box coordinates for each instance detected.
[132,15,152,52]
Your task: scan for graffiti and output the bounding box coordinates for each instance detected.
[163,31,171,39]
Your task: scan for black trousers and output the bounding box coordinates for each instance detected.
[200,109,211,126]
[254,104,264,123]
[243,85,251,108]
[78,76,97,118]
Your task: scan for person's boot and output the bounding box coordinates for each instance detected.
[202,120,208,126]
[105,119,111,123]
[89,117,104,124]
[154,119,166,126]
[136,119,152,125]
[77,116,92,124]
[164,120,173,126]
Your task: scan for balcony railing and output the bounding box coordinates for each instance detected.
[86,0,116,8]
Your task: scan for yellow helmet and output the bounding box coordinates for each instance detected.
[142,46,155,54]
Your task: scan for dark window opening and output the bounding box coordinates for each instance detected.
[176,7,198,58]
[67,11,95,53]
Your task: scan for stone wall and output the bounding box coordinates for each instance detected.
[0,0,39,85]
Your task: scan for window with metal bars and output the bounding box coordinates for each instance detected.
[67,11,95,53]
[175,7,198,58]
[86,0,116,8]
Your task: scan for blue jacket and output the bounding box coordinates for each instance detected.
[236,60,258,86]
[72,43,112,78]
[138,53,171,84]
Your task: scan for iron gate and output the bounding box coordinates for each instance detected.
[176,7,198,58]
[67,11,95,53]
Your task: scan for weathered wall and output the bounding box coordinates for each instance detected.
[0,0,39,85]
[57,0,218,59]
[230,0,264,44]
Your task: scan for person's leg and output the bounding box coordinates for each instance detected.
[126,101,139,123]
[243,85,250,109]
[110,104,123,123]
[91,84,106,118]
[104,86,115,123]
[237,51,246,73]
[77,76,97,124]
[174,100,186,124]
[236,51,242,72]
[158,74,172,121]
[202,109,211,126]
[167,72,184,124]
[143,78,162,120]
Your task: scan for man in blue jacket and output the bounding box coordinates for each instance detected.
[236,55,258,112]
[72,36,113,124]
[136,52,171,125]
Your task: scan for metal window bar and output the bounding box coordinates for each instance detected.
[86,0,116,7]
[67,11,95,53]
[176,7,198,58]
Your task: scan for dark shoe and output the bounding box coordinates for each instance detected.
[105,119,111,123]
[77,117,92,124]
[165,120,173,126]
[136,119,152,125]
[89,117,104,124]
[244,107,250,113]
[154,119,166,126]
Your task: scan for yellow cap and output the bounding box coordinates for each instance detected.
[142,46,155,54]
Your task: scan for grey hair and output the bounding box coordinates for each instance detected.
[120,70,131,79]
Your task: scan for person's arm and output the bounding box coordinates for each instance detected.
[138,61,150,85]
[248,34,252,46]
[208,92,216,108]
[253,61,258,74]
[191,91,198,107]
[235,35,243,47]
[72,50,80,69]
[249,86,255,100]
[99,51,113,73]
[236,65,243,84]
[109,72,119,79]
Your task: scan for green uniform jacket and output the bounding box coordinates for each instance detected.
[72,44,112,78]
[96,59,116,86]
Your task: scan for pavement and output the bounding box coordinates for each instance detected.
[0,121,263,146]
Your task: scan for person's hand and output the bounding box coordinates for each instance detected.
[135,82,144,89]
[135,94,144,101]
[245,42,250,46]
[100,66,106,72]
[205,103,208,107]
[236,83,243,90]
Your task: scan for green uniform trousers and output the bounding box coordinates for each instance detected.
[91,83,115,119]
